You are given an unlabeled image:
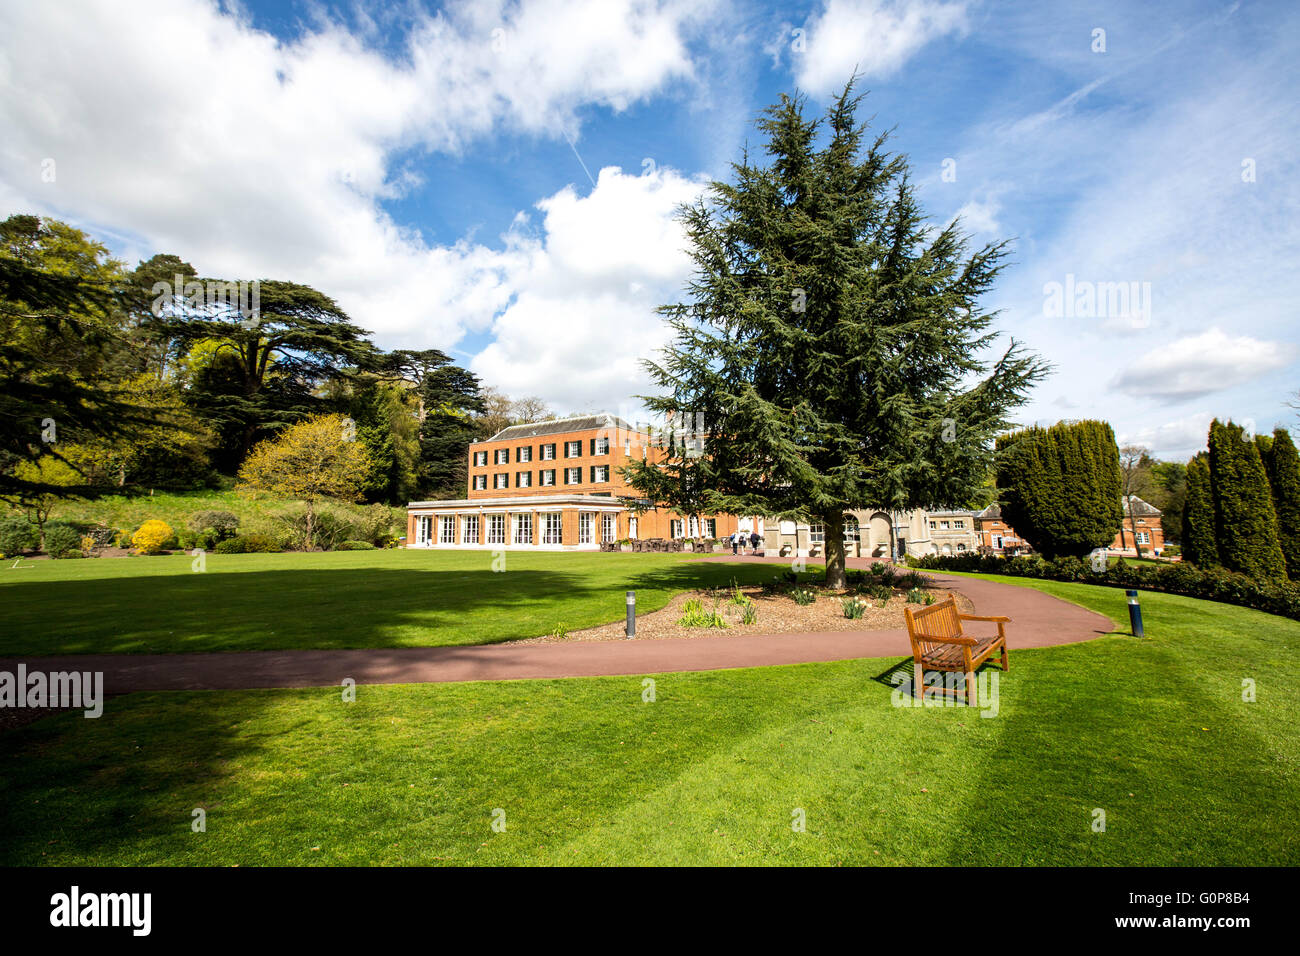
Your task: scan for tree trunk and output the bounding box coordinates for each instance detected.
[305,500,315,551]
[1118,491,1130,554]
[1128,500,1144,559]
[824,511,847,589]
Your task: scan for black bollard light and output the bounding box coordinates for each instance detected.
[1126,589,1145,637]
[626,590,636,638]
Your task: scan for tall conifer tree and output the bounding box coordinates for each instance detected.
[625,83,1047,587]
[1207,419,1285,581]
[1181,453,1217,567]
[996,420,1121,558]
[1260,426,1300,579]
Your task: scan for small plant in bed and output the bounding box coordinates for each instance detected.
[841,596,869,619]
[791,586,817,606]
[869,562,897,585]
[858,581,892,602]
[678,597,728,628]
[898,570,929,591]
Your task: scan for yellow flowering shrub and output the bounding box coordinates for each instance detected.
[131,519,174,555]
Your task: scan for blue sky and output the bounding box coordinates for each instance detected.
[2,0,1298,460]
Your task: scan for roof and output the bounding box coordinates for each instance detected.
[976,504,1003,520]
[408,493,626,509]
[483,413,636,442]
[1123,495,1162,516]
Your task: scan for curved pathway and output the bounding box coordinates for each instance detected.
[0,563,1115,693]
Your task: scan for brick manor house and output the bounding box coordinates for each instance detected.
[405,414,747,550]
[406,412,997,556]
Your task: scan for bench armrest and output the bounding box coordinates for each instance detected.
[958,614,1011,623]
[911,631,977,646]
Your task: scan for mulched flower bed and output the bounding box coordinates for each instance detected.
[513,583,974,645]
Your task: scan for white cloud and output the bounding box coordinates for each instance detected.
[0,0,711,353]
[1112,329,1299,403]
[472,165,708,412]
[789,0,970,93]
[1118,412,1215,461]
[953,194,1001,235]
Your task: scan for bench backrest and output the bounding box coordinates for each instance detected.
[903,596,965,655]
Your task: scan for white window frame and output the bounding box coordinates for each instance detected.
[592,465,609,483]
[474,451,487,466]
[494,448,509,464]
[579,512,594,544]
[473,474,487,491]
[670,519,683,539]
[494,473,509,489]
[543,513,562,545]
[487,514,506,545]
[565,441,581,458]
[541,469,556,486]
[518,446,532,463]
[438,516,455,544]
[601,513,616,543]
[516,471,532,488]
[461,514,479,544]
[565,467,581,485]
[541,443,556,461]
[513,513,533,545]
[594,437,609,454]
[809,522,824,543]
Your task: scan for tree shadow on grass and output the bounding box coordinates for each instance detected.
[915,638,1300,866]
[0,685,310,866]
[0,559,777,656]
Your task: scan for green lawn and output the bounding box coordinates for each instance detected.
[0,550,783,655]
[2,577,1297,865]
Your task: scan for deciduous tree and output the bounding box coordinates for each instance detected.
[237,413,371,549]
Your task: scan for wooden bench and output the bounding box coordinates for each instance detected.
[903,595,1010,706]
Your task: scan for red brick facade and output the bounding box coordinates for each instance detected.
[975,497,1166,555]
[407,415,742,548]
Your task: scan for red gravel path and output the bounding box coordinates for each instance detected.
[0,561,1115,692]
